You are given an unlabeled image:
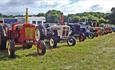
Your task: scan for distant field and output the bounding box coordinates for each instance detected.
[0,33,115,70]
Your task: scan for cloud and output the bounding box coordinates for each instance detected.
[0,0,10,5]
[0,0,70,15]
[0,0,115,15]
[90,4,103,11]
[61,0,115,14]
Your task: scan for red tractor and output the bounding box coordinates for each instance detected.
[104,26,112,34]
[0,8,46,58]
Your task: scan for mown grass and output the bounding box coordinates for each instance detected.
[0,33,115,70]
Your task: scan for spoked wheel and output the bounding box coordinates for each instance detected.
[36,40,46,55]
[6,40,15,58]
[67,36,76,46]
[79,33,86,42]
[48,37,57,48]
[35,28,40,41]
[88,33,95,39]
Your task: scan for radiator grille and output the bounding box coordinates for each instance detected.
[25,27,35,39]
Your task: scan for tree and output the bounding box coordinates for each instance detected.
[109,7,115,24]
[46,10,63,23]
[0,13,2,16]
[80,16,88,22]
[37,13,45,17]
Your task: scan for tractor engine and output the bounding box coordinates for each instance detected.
[7,23,37,44]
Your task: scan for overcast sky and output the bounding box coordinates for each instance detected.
[0,0,115,15]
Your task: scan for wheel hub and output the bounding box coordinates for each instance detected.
[6,40,10,55]
[50,38,54,47]
[35,29,40,41]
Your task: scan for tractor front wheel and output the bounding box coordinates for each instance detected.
[95,33,98,37]
[88,33,95,39]
[67,36,76,46]
[48,37,57,48]
[6,40,15,58]
[36,40,46,55]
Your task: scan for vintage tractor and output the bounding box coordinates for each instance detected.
[0,8,46,58]
[100,24,112,34]
[0,20,7,50]
[91,27,99,37]
[46,24,76,48]
[104,26,112,34]
[111,25,115,32]
[80,27,95,39]
[68,23,86,42]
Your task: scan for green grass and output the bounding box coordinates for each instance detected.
[0,33,115,70]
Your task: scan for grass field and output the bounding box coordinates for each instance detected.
[0,33,115,70]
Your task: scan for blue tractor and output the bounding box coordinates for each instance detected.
[112,27,115,32]
[68,23,86,42]
[80,26,95,39]
[0,18,17,50]
[0,24,7,50]
[110,25,115,32]
[78,22,95,39]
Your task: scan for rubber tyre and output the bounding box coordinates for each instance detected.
[48,37,57,48]
[35,28,41,41]
[95,33,98,37]
[37,40,46,55]
[67,36,76,46]
[7,40,15,58]
[79,33,86,42]
[0,32,6,50]
[88,33,95,39]
[36,25,47,40]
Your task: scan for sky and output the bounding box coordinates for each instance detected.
[0,0,115,15]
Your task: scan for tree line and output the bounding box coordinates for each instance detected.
[0,8,115,24]
[37,10,114,24]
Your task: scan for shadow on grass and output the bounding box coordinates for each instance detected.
[58,44,69,47]
[25,52,38,57]
[0,47,25,61]
[45,40,71,49]
[0,51,21,61]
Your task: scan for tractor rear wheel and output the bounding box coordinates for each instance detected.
[36,40,46,55]
[0,32,6,50]
[67,36,76,46]
[79,33,86,42]
[36,25,47,40]
[48,37,57,48]
[35,28,41,41]
[7,40,15,58]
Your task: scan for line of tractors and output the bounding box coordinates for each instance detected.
[44,21,114,48]
[0,8,115,58]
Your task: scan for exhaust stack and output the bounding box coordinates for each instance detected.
[25,8,28,24]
